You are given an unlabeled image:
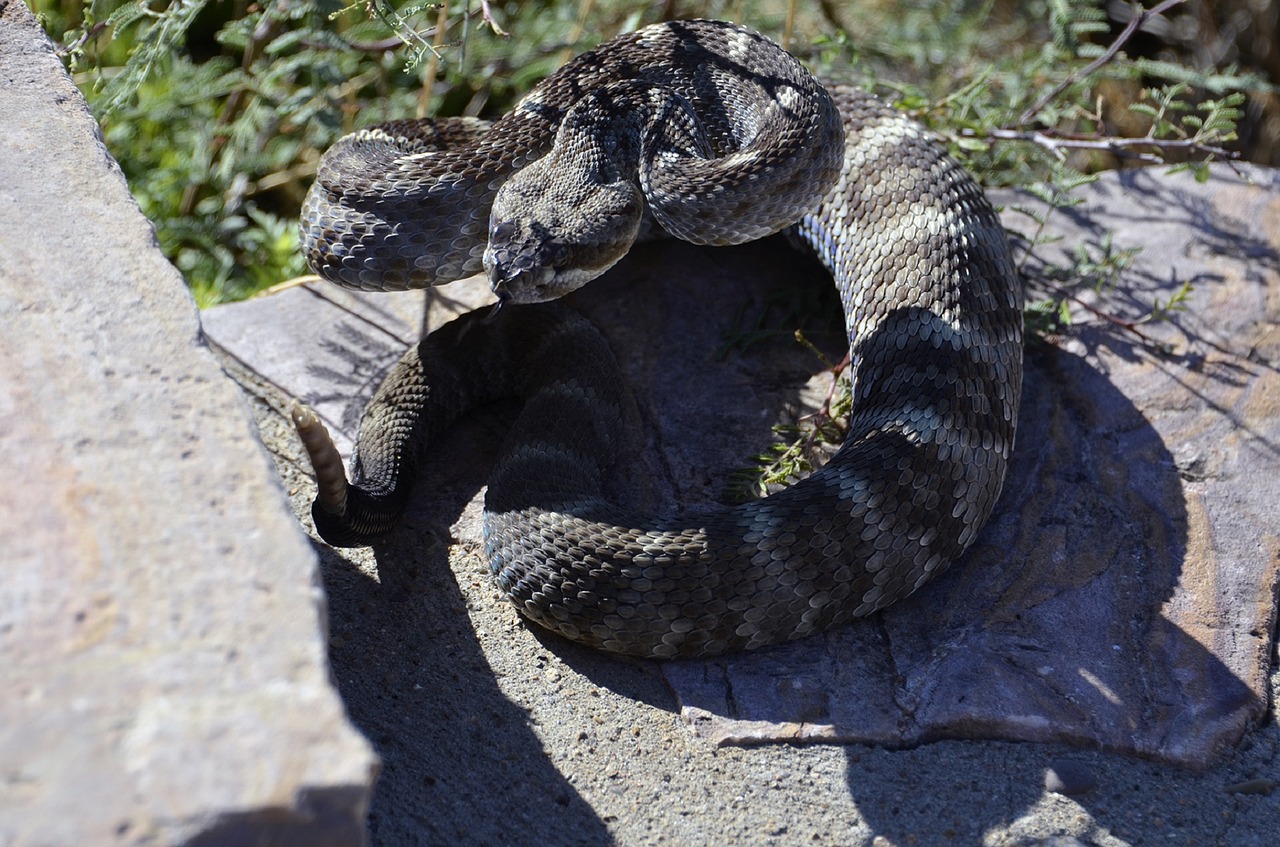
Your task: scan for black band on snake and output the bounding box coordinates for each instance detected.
[292,19,1024,659]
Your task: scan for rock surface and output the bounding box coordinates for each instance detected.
[0,3,376,845]
[205,156,1280,771]
[667,164,1280,765]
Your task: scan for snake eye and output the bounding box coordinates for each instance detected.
[490,220,516,244]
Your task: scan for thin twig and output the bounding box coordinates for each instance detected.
[961,126,1240,163]
[557,0,598,66]
[478,0,507,35]
[418,0,451,118]
[57,20,108,58]
[798,351,851,426]
[782,0,796,51]
[1017,0,1188,127]
[1042,281,1160,344]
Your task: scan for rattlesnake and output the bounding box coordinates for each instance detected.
[293,19,1024,659]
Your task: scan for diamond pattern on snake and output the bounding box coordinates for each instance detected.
[291,19,1024,659]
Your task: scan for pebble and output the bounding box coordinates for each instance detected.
[1043,759,1098,796]
[1224,778,1276,795]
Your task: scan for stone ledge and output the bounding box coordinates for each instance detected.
[0,3,377,845]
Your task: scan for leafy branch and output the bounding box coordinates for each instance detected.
[1015,0,1189,127]
[730,333,852,501]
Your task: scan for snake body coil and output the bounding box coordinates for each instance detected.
[294,19,1024,659]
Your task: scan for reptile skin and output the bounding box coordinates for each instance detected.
[292,19,1024,658]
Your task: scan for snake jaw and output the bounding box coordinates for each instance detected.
[482,215,559,303]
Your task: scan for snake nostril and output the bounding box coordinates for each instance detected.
[547,241,573,268]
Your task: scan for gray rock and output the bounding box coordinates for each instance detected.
[665,165,1280,768]
[0,4,376,845]
[206,119,1279,773]
[1225,778,1276,795]
[1044,759,1098,795]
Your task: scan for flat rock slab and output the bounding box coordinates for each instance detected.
[0,4,376,845]
[670,165,1280,766]
[204,163,1280,769]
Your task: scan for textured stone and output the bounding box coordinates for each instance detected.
[664,164,1280,767]
[204,133,1279,768]
[0,3,376,845]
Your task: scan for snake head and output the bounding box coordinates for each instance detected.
[484,157,644,304]
[484,219,564,304]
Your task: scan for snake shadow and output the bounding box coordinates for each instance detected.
[314,402,620,847]
[550,222,1264,843]
[847,172,1280,842]
[311,234,850,844]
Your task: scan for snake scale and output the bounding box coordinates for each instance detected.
[292,19,1024,659]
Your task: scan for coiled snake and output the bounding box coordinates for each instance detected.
[292,19,1024,659]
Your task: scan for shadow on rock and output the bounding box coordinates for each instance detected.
[848,333,1260,844]
[670,167,1278,776]
[316,406,613,847]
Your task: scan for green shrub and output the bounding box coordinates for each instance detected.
[36,1,1268,308]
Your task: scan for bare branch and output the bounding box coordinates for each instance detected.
[960,126,1240,163]
[478,0,508,36]
[1038,281,1163,346]
[57,21,108,58]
